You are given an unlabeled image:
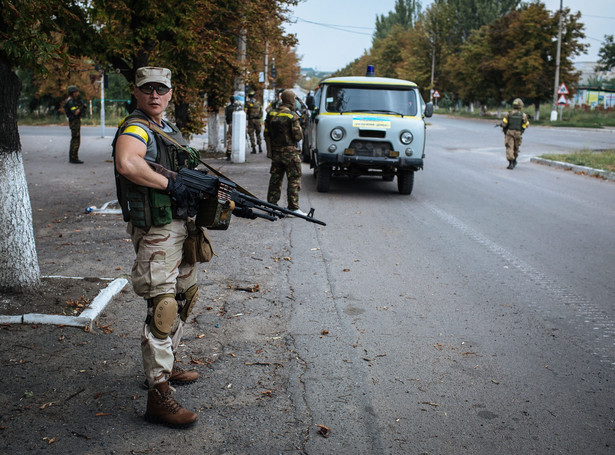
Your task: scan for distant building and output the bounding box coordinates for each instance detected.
[568,62,615,109]
[571,87,615,109]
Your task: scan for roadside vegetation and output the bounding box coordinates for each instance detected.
[437,103,615,129]
[540,150,615,172]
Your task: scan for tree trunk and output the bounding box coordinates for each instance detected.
[0,57,41,292]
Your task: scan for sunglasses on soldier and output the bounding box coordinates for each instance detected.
[138,84,171,96]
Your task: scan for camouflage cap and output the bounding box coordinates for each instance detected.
[135,67,172,88]
[512,98,524,108]
[67,85,79,95]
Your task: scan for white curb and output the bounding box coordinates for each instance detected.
[531,157,615,181]
[0,276,128,331]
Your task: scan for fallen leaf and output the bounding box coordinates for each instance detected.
[39,402,54,410]
[342,268,350,272]
[321,330,329,335]
[95,412,111,417]
[261,390,273,397]
[233,284,260,292]
[316,424,331,438]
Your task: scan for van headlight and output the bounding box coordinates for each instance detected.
[330,127,345,141]
[400,131,413,145]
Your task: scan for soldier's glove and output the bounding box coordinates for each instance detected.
[166,175,199,218]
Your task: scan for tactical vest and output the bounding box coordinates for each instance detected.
[268,107,301,148]
[246,101,261,119]
[112,112,199,228]
[507,111,524,131]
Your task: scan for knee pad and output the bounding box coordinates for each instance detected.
[149,294,178,339]
[179,285,199,322]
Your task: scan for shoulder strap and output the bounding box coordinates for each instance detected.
[147,119,257,197]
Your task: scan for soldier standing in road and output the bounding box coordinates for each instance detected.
[502,98,530,169]
[113,67,202,428]
[224,95,237,161]
[264,89,306,216]
[246,90,263,154]
[65,85,85,164]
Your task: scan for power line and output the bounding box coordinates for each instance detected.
[583,14,615,20]
[293,17,374,36]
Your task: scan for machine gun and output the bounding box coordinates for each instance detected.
[149,162,326,229]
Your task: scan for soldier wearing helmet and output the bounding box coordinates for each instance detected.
[501,98,530,169]
[245,90,263,154]
[264,89,306,215]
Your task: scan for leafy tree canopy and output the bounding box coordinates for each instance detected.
[597,35,615,71]
[373,0,422,42]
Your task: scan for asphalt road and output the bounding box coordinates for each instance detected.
[10,119,615,454]
[286,116,615,454]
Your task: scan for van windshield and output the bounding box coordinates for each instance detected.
[324,85,417,116]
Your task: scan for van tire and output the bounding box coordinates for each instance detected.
[316,166,331,192]
[397,170,414,195]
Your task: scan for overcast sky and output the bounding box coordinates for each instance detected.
[284,0,615,72]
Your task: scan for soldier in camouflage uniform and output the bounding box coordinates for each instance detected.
[113,67,201,428]
[502,98,530,169]
[246,90,263,154]
[224,96,237,161]
[64,85,85,164]
[265,89,305,215]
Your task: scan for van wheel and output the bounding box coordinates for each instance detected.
[397,170,414,195]
[316,166,331,192]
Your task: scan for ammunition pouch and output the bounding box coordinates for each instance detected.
[183,220,216,264]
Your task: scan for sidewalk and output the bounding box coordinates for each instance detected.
[1,128,309,454]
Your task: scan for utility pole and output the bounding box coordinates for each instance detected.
[550,0,563,122]
[430,43,435,103]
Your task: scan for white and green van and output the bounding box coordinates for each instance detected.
[304,70,433,195]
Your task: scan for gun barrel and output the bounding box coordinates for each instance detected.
[238,193,326,226]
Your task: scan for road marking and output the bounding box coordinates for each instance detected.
[426,204,615,367]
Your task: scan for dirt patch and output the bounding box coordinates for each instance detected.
[0,277,111,317]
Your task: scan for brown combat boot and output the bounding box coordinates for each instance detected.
[170,363,199,385]
[145,381,198,428]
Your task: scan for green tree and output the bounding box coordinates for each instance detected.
[444,0,520,41]
[374,0,422,41]
[495,3,586,115]
[57,0,298,137]
[447,25,502,107]
[397,1,460,98]
[597,35,615,71]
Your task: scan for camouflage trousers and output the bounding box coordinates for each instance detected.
[69,117,81,161]
[247,119,262,148]
[267,148,302,211]
[225,123,232,151]
[127,220,198,386]
[505,130,523,161]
